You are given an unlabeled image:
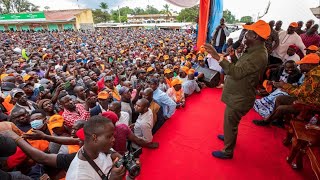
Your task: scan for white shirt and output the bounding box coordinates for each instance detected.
[272,31,306,61]
[116,111,130,126]
[206,54,223,72]
[283,53,300,63]
[133,108,153,148]
[66,150,113,180]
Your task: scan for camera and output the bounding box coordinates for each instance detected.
[114,148,142,177]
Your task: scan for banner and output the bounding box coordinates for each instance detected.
[164,0,200,8]
[0,12,45,21]
[197,0,211,48]
[207,0,223,42]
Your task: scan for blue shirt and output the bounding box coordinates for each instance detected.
[153,88,176,118]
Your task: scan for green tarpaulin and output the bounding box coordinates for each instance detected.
[8,25,16,31]
[34,26,43,31]
[48,24,58,31]
[63,24,74,30]
[0,26,5,31]
[21,25,30,31]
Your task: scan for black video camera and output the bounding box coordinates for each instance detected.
[114,148,142,177]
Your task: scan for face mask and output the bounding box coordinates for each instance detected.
[30,119,44,130]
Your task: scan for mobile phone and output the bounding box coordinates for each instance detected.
[64,81,71,89]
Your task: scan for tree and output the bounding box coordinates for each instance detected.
[240,16,253,23]
[162,4,172,21]
[223,10,237,24]
[177,5,199,22]
[133,7,145,15]
[99,2,108,12]
[145,5,159,14]
[0,0,40,13]
[92,9,111,23]
[44,6,50,11]
[111,6,134,23]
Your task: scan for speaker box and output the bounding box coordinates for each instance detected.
[195,66,220,88]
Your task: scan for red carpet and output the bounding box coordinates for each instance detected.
[138,88,315,180]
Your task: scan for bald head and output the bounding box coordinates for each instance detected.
[143,88,153,102]
[108,101,121,118]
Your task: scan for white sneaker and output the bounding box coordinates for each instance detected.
[216,84,224,89]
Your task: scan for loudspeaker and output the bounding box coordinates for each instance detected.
[195,66,220,88]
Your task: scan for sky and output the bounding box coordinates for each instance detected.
[29,0,320,19]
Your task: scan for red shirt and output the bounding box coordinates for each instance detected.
[113,124,131,155]
[300,33,320,47]
[62,104,90,128]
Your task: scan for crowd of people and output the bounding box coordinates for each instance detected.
[0,17,319,179]
[0,28,208,179]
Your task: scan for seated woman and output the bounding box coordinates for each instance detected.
[166,79,185,108]
[254,60,302,118]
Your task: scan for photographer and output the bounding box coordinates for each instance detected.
[66,115,125,180]
[212,18,230,53]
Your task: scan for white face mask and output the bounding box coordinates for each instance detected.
[30,119,44,130]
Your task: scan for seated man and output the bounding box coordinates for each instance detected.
[9,108,31,132]
[254,60,302,118]
[10,88,38,115]
[142,88,165,134]
[102,111,158,155]
[90,91,112,116]
[182,72,201,97]
[108,101,130,126]
[149,78,176,119]
[60,95,90,128]
[253,54,320,127]
[133,98,154,149]
[167,79,186,108]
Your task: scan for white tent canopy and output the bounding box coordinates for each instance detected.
[164,0,199,8]
[261,0,319,28]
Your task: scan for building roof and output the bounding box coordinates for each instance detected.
[127,13,178,18]
[0,9,90,24]
[44,9,88,21]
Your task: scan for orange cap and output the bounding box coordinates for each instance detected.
[243,20,271,40]
[181,66,189,74]
[185,61,191,67]
[171,79,182,87]
[147,67,154,72]
[289,22,298,28]
[98,91,110,99]
[164,55,169,60]
[47,115,64,131]
[262,80,273,93]
[198,56,204,61]
[296,53,320,65]
[188,69,195,75]
[305,45,319,51]
[23,74,32,82]
[164,69,172,74]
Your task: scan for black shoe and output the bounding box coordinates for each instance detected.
[271,120,285,128]
[252,120,270,126]
[217,134,224,141]
[212,151,233,159]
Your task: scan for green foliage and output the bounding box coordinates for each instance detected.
[110,6,134,23]
[132,7,145,15]
[176,5,199,22]
[92,9,111,23]
[99,2,108,11]
[240,16,253,23]
[223,10,236,24]
[0,0,40,13]
[145,5,160,14]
